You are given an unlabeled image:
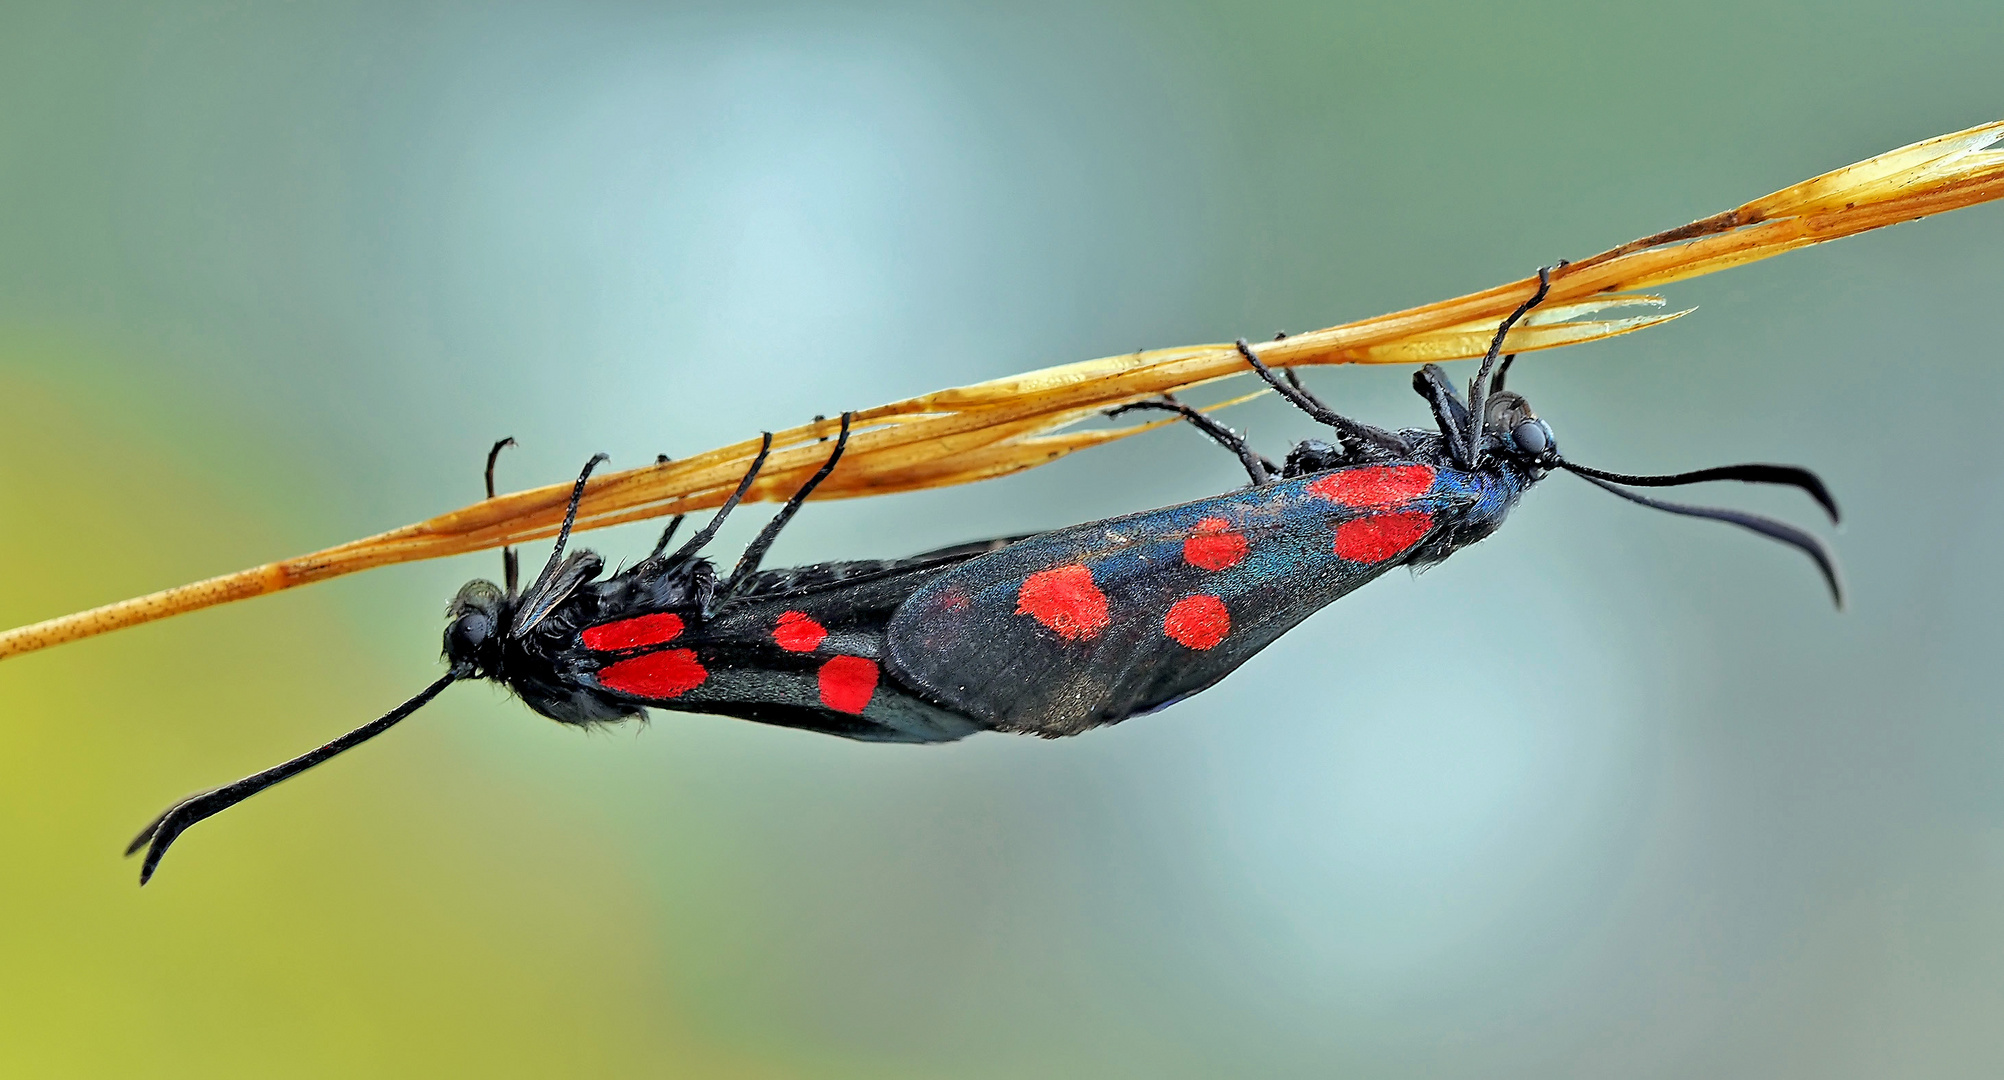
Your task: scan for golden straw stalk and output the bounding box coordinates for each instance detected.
[5,119,2002,661]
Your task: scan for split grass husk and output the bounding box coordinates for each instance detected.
[4,118,2000,660]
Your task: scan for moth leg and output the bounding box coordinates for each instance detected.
[483,438,522,596]
[721,413,854,596]
[507,453,613,637]
[527,452,608,589]
[664,433,774,564]
[1106,398,1274,485]
[1265,332,1339,415]
[639,452,687,559]
[1464,262,1562,465]
[1280,368,1336,416]
[1412,364,1475,469]
[647,515,688,559]
[1234,340,1409,459]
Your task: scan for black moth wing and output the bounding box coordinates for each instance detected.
[729,537,1031,600]
[885,467,1478,737]
[568,538,1025,743]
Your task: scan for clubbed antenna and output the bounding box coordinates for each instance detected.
[127,674,459,884]
[1561,460,1838,523]
[1560,461,1844,607]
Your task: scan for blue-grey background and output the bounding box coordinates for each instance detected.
[3,1,2001,1075]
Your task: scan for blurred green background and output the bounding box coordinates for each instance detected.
[4,1,2002,1076]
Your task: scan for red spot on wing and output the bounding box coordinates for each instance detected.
[581,612,685,651]
[597,649,707,698]
[1163,595,1230,650]
[1333,511,1433,563]
[1183,517,1248,571]
[1015,564,1111,641]
[772,610,828,653]
[818,655,879,714]
[1308,464,1436,508]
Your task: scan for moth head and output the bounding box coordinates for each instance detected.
[443,579,507,676]
[1485,390,1558,466]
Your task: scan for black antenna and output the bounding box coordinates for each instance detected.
[723,414,854,593]
[127,673,459,884]
[1561,465,1844,607]
[1561,461,1839,523]
[485,438,521,596]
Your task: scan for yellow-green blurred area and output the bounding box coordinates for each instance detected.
[5,1,2004,1076]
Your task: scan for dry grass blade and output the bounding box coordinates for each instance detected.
[5,119,2001,660]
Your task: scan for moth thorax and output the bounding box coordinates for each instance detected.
[443,579,508,675]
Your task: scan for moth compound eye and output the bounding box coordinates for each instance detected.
[1512,419,1552,456]
[446,613,493,661]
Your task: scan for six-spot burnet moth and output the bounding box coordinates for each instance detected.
[128,265,1841,882]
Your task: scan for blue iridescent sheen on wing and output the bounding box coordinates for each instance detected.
[885,462,1525,736]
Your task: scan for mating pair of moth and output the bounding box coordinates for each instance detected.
[129,268,1839,883]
